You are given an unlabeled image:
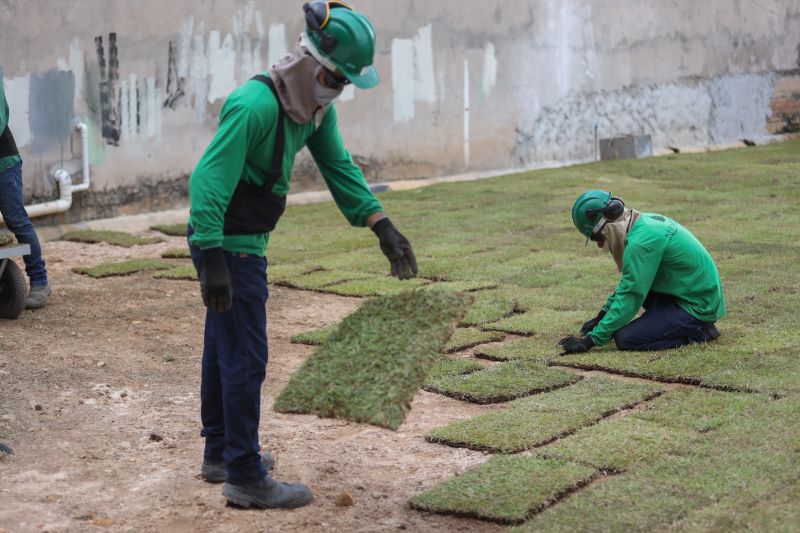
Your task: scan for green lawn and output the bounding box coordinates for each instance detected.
[265,141,800,527]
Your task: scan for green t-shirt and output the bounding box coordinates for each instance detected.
[590,214,727,346]
[0,82,22,170]
[188,74,383,256]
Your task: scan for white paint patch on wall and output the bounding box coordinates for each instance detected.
[482,42,497,100]
[178,16,195,78]
[190,27,209,121]
[463,59,470,167]
[268,24,289,68]
[207,31,238,103]
[5,76,31,148]
[391,38,415,122]
[145,76,162,139]
[413,25,436,104]
[120,80,130,142]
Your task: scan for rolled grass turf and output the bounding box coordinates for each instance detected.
[73,258,173,278]
[161,248,191,259]
[60,229,163,247]
[409,456,596,524]
[319,276,432,297]
[274,289,472,429]
[426,376,664,453]
[150,223,188,236]
[423,360,581,404]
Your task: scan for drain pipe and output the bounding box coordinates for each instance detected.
[0,122,89,224]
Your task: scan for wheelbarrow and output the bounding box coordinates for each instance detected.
[0,243,30,319]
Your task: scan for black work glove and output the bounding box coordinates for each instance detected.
[580,309,607,335]
[371,217,418,280]
[558,335,596,355]
[199,247,233,313]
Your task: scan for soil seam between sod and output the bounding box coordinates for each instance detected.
[424,390,666,453]
[550,362,783,398]
[421,375,583,405]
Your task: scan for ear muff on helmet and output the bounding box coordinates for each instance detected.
[303,1,354,54]
[586,196,625,222]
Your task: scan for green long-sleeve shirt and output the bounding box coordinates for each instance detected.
[589,214,726,346]
[0,82,22,171]
[188,74,383,256]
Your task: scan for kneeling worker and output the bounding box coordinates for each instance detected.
[559,190,725,354]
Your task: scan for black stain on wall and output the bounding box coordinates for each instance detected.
[28,69,76,150]
[164,41,185,109]
[95,33,120,145]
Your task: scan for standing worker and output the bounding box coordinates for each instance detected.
[0,75,51,309]
[559,190,725,354]
[188,1,417,510]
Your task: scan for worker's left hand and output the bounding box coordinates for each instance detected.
[371,217,418,280]
[558,335,595,355]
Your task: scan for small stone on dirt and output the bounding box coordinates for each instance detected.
[335,491,355,507]
[149,432,164,442]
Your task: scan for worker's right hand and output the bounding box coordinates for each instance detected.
[200,247,233,313]
[371,217,419,280]
[580,309,607,335]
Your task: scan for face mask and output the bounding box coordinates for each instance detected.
[313,66,344,105]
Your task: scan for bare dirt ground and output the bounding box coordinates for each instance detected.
[0,236,505,533]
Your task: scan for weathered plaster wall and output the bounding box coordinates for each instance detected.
[0,0,798,221]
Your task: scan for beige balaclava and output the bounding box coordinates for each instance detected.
[599,208,641,271]
[268,34,342,126]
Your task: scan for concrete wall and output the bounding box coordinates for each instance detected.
[1,0,798,222]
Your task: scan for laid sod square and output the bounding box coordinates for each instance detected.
[443,328,505,353]
[482,308,585,336]
[153,264,197,281]
[426,377,664,453]
[290,323,338,346]
[161,247,191,259]
[150,223,188,236]
[424,357,486,383]
[320,276,431,297]
[73,258,173,278]
[539,416,693,471]
[409,456,596,524]
[426,280,499,293]
[423,360,581,404]
[461,290,526,326]
[268,263,321,284]
[475,337,551,362]
[60,229,163,247]
[274,289,472,429]
[276,269,373,290]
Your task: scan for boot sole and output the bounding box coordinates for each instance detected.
[222,484,313,509]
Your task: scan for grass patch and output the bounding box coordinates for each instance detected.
[0,233,12,247]
[60,229,163,247]
[276,269,373,290]
[161,248,191,259]
[274,289,471,429]
[475,337,548,362]
[482,308,585,336]
[426,280,499,293]
[409,456,596,524]
[426,377,663,452]
[290,323,338,346]
[425,357,486,382]
[150,223,187,236]
[153,264,197,280]
[320,276,431,297]
[423,360,581,404]
[443,328,505,353]
[73,258,173,278]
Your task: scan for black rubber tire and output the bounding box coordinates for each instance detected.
[0,259,27,319]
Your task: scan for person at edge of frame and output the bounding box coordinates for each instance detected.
[187,1,418,510]
[0,74,51,309]
[559,190,725,355]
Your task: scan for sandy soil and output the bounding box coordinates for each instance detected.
[0,235,506,533]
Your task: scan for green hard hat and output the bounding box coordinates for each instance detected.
[305,3,379,89]
[571,190,613,239]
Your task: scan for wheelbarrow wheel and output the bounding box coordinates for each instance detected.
[0,259,27,319]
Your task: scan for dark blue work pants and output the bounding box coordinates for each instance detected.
[613,292,719,351]
[0,161,48,286]
[189,229,268,485]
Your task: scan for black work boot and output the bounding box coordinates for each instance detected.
[223,475,313,509]
[200,450,275,483]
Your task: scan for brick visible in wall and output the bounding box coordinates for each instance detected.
[768,75,800,134]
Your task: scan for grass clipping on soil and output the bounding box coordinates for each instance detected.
[274,289,472,430]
